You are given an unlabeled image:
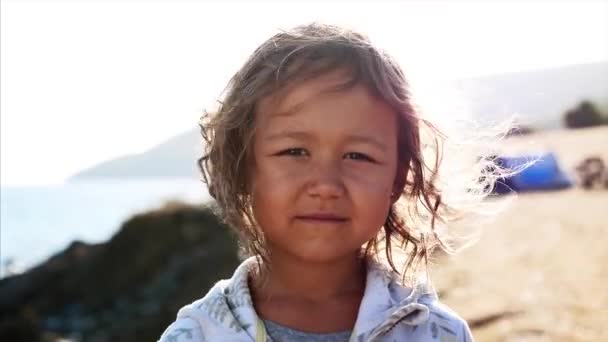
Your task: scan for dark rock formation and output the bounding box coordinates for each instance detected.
[0,202,240,341]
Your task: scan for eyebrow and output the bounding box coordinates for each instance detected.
[346,134,388,152]
[266,102,306,119]
[264,131,388,152]
[264,131,312,142]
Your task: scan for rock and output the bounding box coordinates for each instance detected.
[0,202,240,341]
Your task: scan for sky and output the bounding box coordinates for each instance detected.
[1,0,607,185]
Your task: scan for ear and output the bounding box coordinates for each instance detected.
[243,147,257,194]
[390,180,404,205]
[391,162,409,205]
[390,188,401,205]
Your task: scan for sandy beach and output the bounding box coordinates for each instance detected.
[434,127,608,341]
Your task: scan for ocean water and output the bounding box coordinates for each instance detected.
[0,179,209,277]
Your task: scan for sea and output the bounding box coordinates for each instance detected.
[0,179,210,278]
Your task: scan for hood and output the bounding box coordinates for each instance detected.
[175,256,436,341]
[351,258,435,339]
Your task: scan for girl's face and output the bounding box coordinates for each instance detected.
[251,72,399,263]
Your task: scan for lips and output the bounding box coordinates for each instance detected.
[295,213,349,223]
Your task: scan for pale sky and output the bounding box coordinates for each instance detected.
[2,0,607,185]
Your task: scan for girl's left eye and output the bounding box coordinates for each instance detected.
[276,148,308,157]
[344,152,375,162]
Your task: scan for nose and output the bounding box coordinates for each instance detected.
[306,161,346,199]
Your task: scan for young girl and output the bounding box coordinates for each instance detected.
[160,23,489,341]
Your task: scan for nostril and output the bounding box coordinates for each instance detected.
[306,181,345,199]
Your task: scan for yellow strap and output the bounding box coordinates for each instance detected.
[255,317,267,342]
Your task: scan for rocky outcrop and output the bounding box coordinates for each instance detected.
[0,202,240,341]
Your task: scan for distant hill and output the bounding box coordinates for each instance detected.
[451,61,608,129]
[69,128,201,180]
[69,61,608,180]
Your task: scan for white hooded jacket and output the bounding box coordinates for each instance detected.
[159,257,473,341]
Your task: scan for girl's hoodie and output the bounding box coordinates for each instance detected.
[159,257,473,341]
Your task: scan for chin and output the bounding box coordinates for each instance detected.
[290,245,360,264]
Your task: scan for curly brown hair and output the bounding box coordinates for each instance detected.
[198,23,502,280]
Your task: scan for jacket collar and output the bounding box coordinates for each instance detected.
[351,257,433,339]
[217,256,435,340]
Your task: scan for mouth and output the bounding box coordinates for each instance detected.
[294,214,349,224]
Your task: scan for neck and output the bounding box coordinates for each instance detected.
[251,249,367,303]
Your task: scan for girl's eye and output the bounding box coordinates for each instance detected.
[277,148,308,157]
[344,152,375,162]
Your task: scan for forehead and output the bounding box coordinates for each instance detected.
[256,71,397,134]
[257,69,353,115]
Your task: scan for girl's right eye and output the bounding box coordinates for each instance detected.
[276,148,308,157]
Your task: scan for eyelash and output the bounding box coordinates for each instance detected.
[344,152,374,162]
[276,148,376,163]
[277,148,308,157]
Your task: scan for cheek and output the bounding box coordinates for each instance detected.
[351,183,392,211]
[347,164,396,194]
[346,166,396,222]
[250,164,297,219]
[252,160,304,193]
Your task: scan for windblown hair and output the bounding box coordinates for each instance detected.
[198,23,505,280]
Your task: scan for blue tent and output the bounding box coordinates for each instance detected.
[493,152,573,194]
